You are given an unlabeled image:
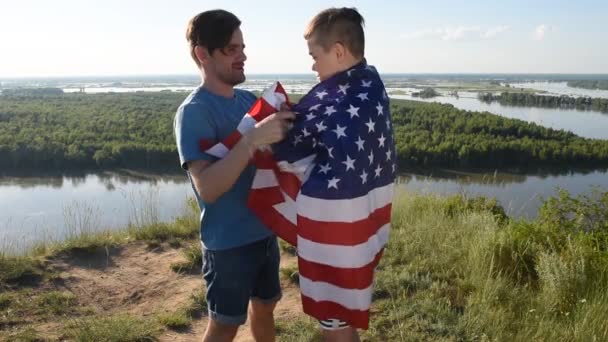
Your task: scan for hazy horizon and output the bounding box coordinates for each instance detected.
[1,0,607,78]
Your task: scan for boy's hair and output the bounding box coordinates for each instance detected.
[186,9,241,67]
[304,7,365,58]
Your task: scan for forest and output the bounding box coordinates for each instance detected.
[1,92,608,174]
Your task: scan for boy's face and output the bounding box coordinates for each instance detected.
[307,37,341,82]
[204,28,247,86]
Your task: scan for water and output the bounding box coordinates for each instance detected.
[1,169,607,251]
[509,82,608,99]
[2,74,608,251]
[391,92,608,140]
[0,172,192,252]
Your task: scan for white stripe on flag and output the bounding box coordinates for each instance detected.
[297,224,390,268]
[273,190,297,225]
[277,154,316,182]
[206,144,230,159]
[237,114,257,133]
[251,169,279,189]
[299,275,373,311]
[262,83,287,109]
[297,183,394,223]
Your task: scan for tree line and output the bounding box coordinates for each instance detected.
[391,99,608,169]
[567,80,608,91]
[1,92,608,175]
[477,92,608,113]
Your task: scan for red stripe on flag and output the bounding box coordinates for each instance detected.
[298,204,392,245]
[249,190,297,246]
[248,98,279,122]
[298,250,383,289]
[199,138,216,152]
[223,131,242,149]
[301,295,370,330]
[276,172,301,201]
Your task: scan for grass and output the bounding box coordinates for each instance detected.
[276,316,322,342]
[274,190,608,341]
[157,289,207,330]
[279,265,299,285]
[3,191,608,341]
[170,242,203,274]
[65,314,162,342]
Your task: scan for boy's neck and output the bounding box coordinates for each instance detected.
[330,57,365,80]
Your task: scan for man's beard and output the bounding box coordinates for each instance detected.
[218,69,246,86]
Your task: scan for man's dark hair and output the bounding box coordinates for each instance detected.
[304,7,365,58]
[186,10,241,66]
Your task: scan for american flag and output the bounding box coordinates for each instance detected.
[202,61,395,329]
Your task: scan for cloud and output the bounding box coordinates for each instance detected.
[532,24,557,40]
[481,26,511,39]
[533,24,548,40]
[402,25,510,41]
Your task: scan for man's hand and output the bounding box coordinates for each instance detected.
[246,111,295,147]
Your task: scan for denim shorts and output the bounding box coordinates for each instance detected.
[202,236,282,326]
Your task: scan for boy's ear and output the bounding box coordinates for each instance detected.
[334,42,346,62]
[194,46,210,66]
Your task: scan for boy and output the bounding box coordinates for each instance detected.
[270,7,396,342]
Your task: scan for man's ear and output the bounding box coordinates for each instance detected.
[194,46,210,66]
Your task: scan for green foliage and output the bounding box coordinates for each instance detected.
[170,242,202,274]
[391,100,608,169]
[567,80,608,91]
[65,314,161,342]
[35,291,77,316]
[3,92,608,174]
[3,327,43,342]
[280,265,300,285]
[0,92,186,173]
[0,255,41,284]
[478,91,608,113]
[412,87,440,98]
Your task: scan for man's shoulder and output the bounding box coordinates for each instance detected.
[235,88,256,102]
[176,88,215,120]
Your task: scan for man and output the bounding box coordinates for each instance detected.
[174,10,294,342]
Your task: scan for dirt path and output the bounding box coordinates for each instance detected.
[31,242,304,340]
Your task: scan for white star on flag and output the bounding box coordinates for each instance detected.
[319,163,331,174]
[365,118,375,133]
[374,165,383,178]
[355,136,365,151]
[309,103,322,111]
[342,155,356,171]
[327,177,340,189]
[324,106,337,116]
[378,133,386,147]
[357,93,369,101]
[316,121,327,132]
[315,90,328,100]
[376,102,384,115]
[360,170,368,184]
[362,80,372,87]
[338,83,351,95]
[332,124,347,139]
[347,104,360,118]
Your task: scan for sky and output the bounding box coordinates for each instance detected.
[0,0,607,77]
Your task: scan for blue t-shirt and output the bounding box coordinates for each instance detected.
[174,86,273,251]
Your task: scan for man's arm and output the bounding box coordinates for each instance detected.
[188,111,294,203]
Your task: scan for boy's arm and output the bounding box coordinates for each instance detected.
[187,112,294,203]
